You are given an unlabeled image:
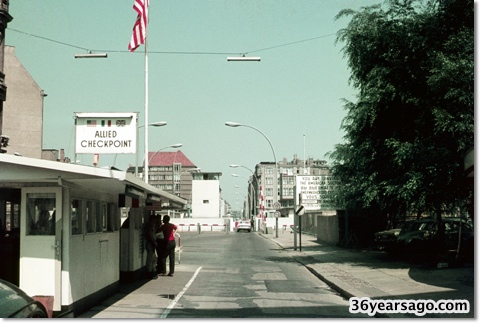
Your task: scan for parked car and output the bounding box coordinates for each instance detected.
[396,217,473,258]
[0,279,48,318]
[374,227,402,252]
[236,220,252,232]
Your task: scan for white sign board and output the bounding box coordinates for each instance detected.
[75,112,137,154]
[295,175,338,211]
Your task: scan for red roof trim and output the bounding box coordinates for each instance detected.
[147,150,196,167]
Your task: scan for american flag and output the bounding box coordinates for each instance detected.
[128,0,149,52]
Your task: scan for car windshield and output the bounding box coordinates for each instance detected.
[403,221,435,232]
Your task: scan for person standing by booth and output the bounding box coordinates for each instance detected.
[145,214,158,279]
[156,215,177,277]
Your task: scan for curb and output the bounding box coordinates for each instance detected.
[261,232,396,318]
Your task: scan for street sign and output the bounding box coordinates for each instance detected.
[295,205,305,216]
[274,211,280,218]
[273,202,281,210]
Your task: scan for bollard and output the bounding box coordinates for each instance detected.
[197,223,201,234]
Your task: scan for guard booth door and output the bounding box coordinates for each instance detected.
[20,187,62,314]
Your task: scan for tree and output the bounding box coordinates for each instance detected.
[329,0,473,234]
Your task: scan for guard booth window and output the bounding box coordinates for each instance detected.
[26,193,56,236]
[73,200,118,234]
[86,201,95,233]
[4,201,20,234]
[96,202,103,232]
[107,203,119,231]
[71,199,83,235]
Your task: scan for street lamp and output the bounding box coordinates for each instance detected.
[230,164,255,177]
[225,122,278,207]
[230,164,258,218]
[136,121,168,177]
[74,52,108,58]
[235,192,248,218]
[232,174,254,221]
[146,143,183,184]
[227,55,261,61]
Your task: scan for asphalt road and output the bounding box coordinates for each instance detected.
[163,231,366,318]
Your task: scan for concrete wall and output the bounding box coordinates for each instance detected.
[316,214,339,245]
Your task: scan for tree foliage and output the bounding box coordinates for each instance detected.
[329,0,473,227]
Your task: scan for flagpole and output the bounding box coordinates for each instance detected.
[144,8,149,184]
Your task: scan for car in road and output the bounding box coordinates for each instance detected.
[373,227,402,252]
[396,217,474,259]
[0,279,49,318]
[235,220,252,232]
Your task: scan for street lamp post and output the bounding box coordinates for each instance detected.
[146,143,183,184]
[225,122,278,208]
[235,192,247,218]
[230,164,258,217]
[232,174,254,222]
[136,121,168,178]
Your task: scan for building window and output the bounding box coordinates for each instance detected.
[265,200,273,208]
[265,188,273,196]
[282,177,294,185]
[174,163,181,173]
[203,200,209,204]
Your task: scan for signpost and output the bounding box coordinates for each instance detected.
[274,202,281,238]
[295,204,305,251]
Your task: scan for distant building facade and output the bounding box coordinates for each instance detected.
[127,150,223,218]
[251,155,333,219]
[2,46,46,158]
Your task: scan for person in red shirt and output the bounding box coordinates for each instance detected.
[156,215,177,276]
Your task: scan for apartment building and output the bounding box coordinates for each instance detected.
[127,150,226,218]
[252,155,333,219]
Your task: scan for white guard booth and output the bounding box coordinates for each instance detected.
[0,154,186,317]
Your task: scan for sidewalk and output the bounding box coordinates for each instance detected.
[261,230,475,318]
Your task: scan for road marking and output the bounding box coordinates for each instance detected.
[161,266,203,318]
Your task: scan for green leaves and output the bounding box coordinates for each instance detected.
[330,0,474,223]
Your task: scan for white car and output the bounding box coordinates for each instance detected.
[236,220,252,232]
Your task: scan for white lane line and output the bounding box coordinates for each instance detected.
[161,266,203,318]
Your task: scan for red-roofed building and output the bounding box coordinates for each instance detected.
[129,150,199,213]
[147,150,196,168]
